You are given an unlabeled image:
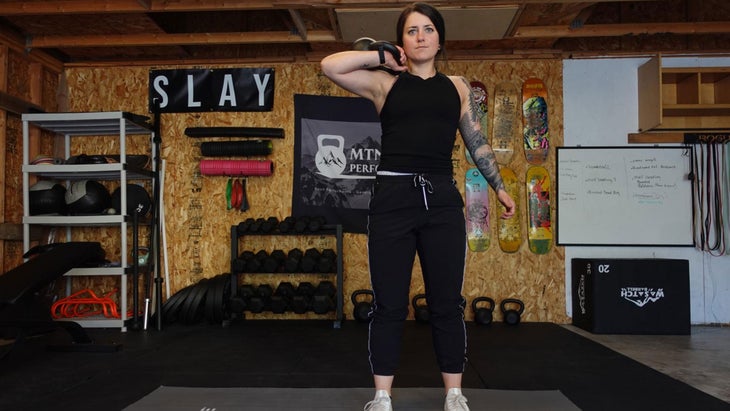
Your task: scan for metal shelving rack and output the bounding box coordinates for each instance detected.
[22,111,156,331]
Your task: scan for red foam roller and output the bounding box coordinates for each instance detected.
[199,160,274,176]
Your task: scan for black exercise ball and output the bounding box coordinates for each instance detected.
[65,180,111,215]
[110,184,152,217]
[29,180,66,215]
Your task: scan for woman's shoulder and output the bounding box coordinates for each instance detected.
[445,74,470,98]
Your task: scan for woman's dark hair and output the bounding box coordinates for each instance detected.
[396,2,446,55]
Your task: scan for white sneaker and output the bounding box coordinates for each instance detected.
[444,388,469,411]
[364,389,393,411]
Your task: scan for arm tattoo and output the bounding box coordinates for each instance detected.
[459,111,505,193]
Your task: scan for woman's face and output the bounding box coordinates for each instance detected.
[401,11,440,62]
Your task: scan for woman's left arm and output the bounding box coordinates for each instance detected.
[454,76,516,218]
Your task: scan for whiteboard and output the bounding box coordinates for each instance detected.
[556,147,694,246]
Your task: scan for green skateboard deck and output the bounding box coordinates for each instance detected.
[526,165,552,254]
[465,167,490,252]
[498,167,522,253]
[522,78,549,165]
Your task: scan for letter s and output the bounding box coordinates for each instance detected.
[152,75,169,108]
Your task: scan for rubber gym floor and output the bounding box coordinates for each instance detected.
[0,320,728,411]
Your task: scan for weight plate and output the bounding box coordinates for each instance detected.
[164,285,194,324]
[205,274,222,323]
[212,273,228,324]
[183,278,209,324]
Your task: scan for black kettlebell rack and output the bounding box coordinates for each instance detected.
[229,222,344,329]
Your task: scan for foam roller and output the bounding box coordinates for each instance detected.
[199,160,274,176]
[200,140,273,157]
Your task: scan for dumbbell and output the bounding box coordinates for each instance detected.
[318,248,336,273]
[236,218,256,235]
[249,284,274,313]
[278,216,296,233]
[307,216,327,232]
[271,282,295,314]
[270,295,288,313]
[261,252,280,273]
[472,297,495,326]
[312,281,336,314]
[300,248,320,273]
[261,216,279,233]
[244,250,266,273]
[285,248,303,273]
[500,298,525,326]
[412,294,429,323]
[291,281,316,314]
[351,289,374,323]
[248,217,266,233]
[293,216,310,233]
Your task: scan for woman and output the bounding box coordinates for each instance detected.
[321,3,516,411]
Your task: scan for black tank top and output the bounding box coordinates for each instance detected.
[378,71,461,175]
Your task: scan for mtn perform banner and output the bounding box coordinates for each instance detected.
[149,68,274,113]
[293,94,381,233]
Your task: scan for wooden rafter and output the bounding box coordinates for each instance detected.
[515,21,730,38]
[28,31,338,49]
[0,0,662,15]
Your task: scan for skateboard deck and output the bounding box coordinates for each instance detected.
[498,167,522,253]
[493,82,519,165]
[465,167,490,252]
[466,81,489,165]
[526,166,552,254]
[522,78,549,165]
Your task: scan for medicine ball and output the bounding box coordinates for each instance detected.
[65,180,111,215]
[29,180,66,215]
[110,184,152,217]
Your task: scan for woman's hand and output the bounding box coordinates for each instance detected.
[496,189,516,219]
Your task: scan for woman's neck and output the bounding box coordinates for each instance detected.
[407,61,437,79]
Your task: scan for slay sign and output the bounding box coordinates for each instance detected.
[149,68,274,113]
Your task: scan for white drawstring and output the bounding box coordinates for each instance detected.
[413,174,434,210]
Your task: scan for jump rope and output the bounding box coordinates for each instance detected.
[690,141,729,256]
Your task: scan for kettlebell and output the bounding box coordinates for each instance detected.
[472,297,495,326]
[351,289,374,323]
[412,294,429,323]
[500,298,525,326]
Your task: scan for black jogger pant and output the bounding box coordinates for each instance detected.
[367,173,467,376]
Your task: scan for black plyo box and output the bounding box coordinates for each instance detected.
[571,258,690,335]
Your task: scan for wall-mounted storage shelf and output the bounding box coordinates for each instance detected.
[638,55,730,132]
[22,111,157,332]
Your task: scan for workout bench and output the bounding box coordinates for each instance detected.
[0,242,121,353]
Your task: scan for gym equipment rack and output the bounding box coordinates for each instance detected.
[230,222,344,328]
[21,111,159,332]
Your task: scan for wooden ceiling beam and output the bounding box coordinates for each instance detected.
[0,0,662,15]
[28,31,338,48]
[515,21,730,38]
[288,9,308,40]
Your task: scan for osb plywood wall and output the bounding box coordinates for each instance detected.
[62,59,568,324]
[2,47,59,272]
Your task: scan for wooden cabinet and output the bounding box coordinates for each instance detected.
[638,55,730,132]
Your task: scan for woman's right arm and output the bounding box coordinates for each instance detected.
[320,49,406,104]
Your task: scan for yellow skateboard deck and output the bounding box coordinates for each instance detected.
[526,165,552,254]
[498,167,522,253]
[493,82,519,165]
[522,78,549,165]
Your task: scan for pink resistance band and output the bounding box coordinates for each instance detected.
[199,159,274,176]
